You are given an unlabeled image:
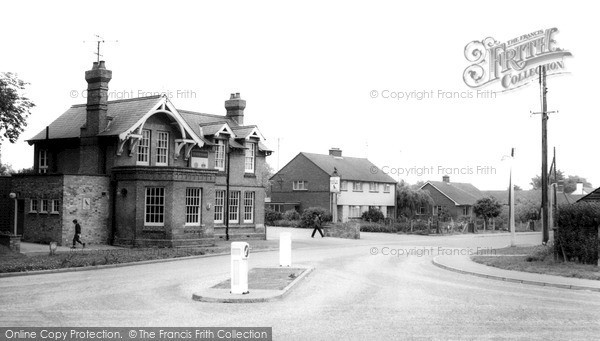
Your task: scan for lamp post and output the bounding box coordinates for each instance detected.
[502,149,516,247]
[9,193,17,236]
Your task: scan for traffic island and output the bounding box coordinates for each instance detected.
[192,266,313,303]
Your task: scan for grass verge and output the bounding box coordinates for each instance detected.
[0,240,277,274]
[471,245,600,281]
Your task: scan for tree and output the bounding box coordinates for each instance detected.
[0,72,35,146]
[473,197,502,230]
[396,181,434,219]
[530,169,593,194]
[259,162,275,197]
[0,160,13,175]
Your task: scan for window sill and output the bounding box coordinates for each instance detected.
[50,212,59,215]
[293,189,308,191]
[244,173,256,178]
[28,211,37,214]
[369,191,379,193]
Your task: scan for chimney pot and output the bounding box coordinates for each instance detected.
[329,148,342,157]
[98,61,106,69]
[225,92,246,125]
[443,175,450,183]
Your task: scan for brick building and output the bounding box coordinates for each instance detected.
[419,175,484,220]
[2,61,271,246]
[269,149,396,221]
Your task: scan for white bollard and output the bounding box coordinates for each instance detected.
[231,242,249,294]
[279,232,292,267]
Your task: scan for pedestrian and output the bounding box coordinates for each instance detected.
[311,214,324,238]
[72,219,86,249]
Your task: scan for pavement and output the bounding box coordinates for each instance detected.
[433,254,600,292]
[19,241,123,256]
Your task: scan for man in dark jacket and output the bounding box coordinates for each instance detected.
[72,219,86,249]
[311,214,324,238]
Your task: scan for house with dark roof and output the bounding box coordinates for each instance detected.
[577,186,600,203]
[419,176,485,219]
[4,61,272,247]
[269,148,396,222]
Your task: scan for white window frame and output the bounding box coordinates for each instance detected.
[384,184,391,193]
[243,191,255,223]
[215,140,225,171]
[39,149,48,174]
[341,181,348,191]
[353,182,363,192]
[350,205,361,218]
[293,181,307,191]
[214,190,225,224]
[156,131,169,166]
[185,188,202,226]
[244,142,255,173]
[144,187,165,226]
[40,199,49,213]
[137,129,151,165]
[369,182,378,192]
[418,206,426,215]
[30,199,38,213]
[228,191,240,224]
[51,200,60,214]
[462,206,469,216]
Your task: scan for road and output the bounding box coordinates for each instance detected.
[1,228,599,340]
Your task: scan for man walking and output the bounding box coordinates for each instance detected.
[72,219,86,249]
[311,214,324,238]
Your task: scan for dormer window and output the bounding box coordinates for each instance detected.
[215,139,225,171]
[39,149,48,174]
[244,142,255,173]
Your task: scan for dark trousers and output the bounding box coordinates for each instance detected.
[311,227,324,238]
[73,233,84,246]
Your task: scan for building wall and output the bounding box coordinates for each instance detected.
[337,181,395,206]
[0,176,12,233]
[270,154,331,212]
[11,175,64,244]
[421,183,466,219]
[62,175,111,246]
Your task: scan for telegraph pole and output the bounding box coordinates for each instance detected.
[540,65,549,244]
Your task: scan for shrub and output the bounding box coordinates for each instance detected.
[555,202,600,264]
[299,207,329,229]
[265,208,283,226]
[361,207,385,223]
[283,209,300,221]
[272,219,300,227]
[359,223,397,233]
[525,245,553,262]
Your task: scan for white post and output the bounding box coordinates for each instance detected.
[231,242,249,295]
[279,232,291,267]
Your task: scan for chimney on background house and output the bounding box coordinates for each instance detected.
[329,148,342,157]
[443,175,450,183]
[83,61,112,136]
[576,182,584,194]
[225,92,246,125]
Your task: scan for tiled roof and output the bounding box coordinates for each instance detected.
[29,96,162,141]
[577,186,600,202]
[483,189,584,205]
[28,97,271,152]
[424,181,484,206]
[300,152,396,183]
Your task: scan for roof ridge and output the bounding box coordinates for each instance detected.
[70,95,162,108]
[300,151,368,160]
[179,109,223,118]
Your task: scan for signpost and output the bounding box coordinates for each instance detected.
[330,173,340,223]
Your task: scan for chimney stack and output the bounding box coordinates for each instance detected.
[329,148,342,157]
[83,61,112,136]
[576,182,584,194]
[442,175,450,183]
[225,92,246,125]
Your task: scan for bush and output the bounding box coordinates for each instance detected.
[555,202,600,264]
[283,209,300,221]
[525,245,553,262]
[272,219,300,227]
[299,207,329,229]
[265,208,283,226]
[361,208,385,223]
[360,223,397,233]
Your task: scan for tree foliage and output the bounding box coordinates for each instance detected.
[0,72,35,146]
[473,197,502,229]
[396,181,434,218]
[530,169,592,194]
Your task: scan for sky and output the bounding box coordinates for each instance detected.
[1,0,597,191]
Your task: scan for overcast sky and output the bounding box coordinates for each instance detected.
[1,0,597,190]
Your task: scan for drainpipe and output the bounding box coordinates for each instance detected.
[225,143,231,241]
[9,193,17,235]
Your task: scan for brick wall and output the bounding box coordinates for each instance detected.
[271,153,331,212]
[11,175,64,244]
[421,183,462,219]
[62,175,111,246]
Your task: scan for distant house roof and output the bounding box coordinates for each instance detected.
[483,189,584,206]
[27,95,271,151]
[422,181,485,206]
[577,186,600,203]
[298,152,396,183]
